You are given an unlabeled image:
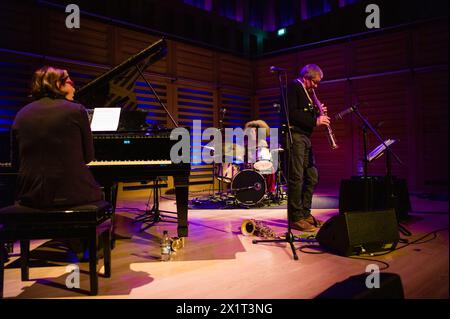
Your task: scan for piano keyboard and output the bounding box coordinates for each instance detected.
[87,160,172,166]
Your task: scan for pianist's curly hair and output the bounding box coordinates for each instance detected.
[30,66,69,99]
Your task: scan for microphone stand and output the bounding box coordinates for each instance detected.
[252,71,303,260]
[362,124,370,211]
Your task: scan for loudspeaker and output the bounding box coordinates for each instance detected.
[339,176,411,221]
[316,209,399,256]
[315,273,404,299]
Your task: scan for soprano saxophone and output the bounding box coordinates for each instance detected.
[310,88,339,150]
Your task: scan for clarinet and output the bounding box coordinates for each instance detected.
[310,88,339,150]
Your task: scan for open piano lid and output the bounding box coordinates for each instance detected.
[75,38,167,110]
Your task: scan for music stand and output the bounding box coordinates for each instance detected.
[367,139,396,163]
[350,105,408,235]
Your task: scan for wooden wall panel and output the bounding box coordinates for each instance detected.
[351,74,411,180]
[255,89,281,129]
[219,89,252,129]
[0,53,38,131]
[174,43,215,82]
[174,84,216,185]
[43,10,110,65]
[0,2,38,53]
[254,52,298,90]
[413,20,449,68]
[297,43,347,80]
[352,31,410,75]
[218,54,253,89]
[414,69,449,192]
[176,85,215,129]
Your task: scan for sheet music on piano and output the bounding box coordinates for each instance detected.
[90,107,121,132]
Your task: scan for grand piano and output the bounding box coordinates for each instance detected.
[0,38,191,238]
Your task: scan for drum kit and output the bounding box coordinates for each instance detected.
[205,144,286,207]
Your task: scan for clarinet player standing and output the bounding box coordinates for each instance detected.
[286,64,334,232]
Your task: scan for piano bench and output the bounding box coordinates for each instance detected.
[0,200,112,298]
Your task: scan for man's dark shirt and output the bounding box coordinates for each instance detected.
[286,80,317,137]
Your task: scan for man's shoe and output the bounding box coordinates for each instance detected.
[291,219,318,232]
[305,215,324,227]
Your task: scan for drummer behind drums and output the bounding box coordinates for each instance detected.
[244,120,276,194]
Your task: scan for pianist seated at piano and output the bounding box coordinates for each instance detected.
[12,66,103,208]
[11,66,105,259]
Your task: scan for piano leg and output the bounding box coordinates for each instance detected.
[102,182,119,248]
[174,175,189,237]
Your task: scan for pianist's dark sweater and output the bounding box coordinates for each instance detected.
[12,97,102,208]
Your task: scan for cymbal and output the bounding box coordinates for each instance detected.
[270,148,284,152]
[202,145,215,151]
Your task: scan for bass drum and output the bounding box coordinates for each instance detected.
[231,170,266,206]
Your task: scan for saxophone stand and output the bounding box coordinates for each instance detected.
[134,178,178,232]
[252,70,304,260]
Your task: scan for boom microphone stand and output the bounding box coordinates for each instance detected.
[252,68,304,260]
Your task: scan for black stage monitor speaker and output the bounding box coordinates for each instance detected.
[316,209,399,256]
[315,273,404,299]
[339,176,411,221]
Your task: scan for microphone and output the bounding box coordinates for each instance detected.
[335,105,356,120]
[220,107,227,114]
[270,66,286,73]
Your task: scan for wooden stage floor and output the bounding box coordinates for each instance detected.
[2,189,448,299]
